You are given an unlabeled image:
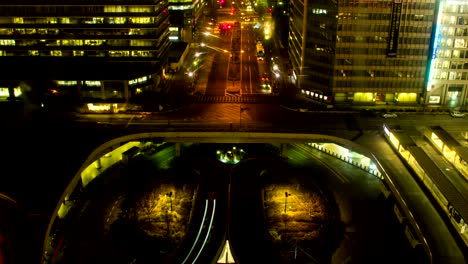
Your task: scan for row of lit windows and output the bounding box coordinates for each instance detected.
[56,78,151,87]
[338,13,433,22]
[443,4,468,14]
[169,0,194,3]
[0,87,21,97]
[12,17,157,25]
[435,49,468,59]
[338,1,435,10]
[432,71,468,80]
[439,27,468,37]
[435,48,468,58]
[336,47,428,56]
[335,70,424,78]
[433,60,468,69]
[441,15,468,25]
[438,38,467,48]
[0,28,162,36]
[104,6,154,13]
[0,5,167,15]
[335,80,424,89]
[337,35,387,43]
[335,59,428,67]
[0,39,158,47]
[336,36,430,45]
[0,50,156,57]
[338,24,432,34]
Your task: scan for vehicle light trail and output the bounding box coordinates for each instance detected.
[193,199,216,263]
[182,199,208,264]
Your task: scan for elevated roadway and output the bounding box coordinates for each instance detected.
[43,131,467,264]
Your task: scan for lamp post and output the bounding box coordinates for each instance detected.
[239,106,249,128]
[284,191,291,213]
[167,192,173,212]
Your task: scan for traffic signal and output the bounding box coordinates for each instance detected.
[229,8,235,15]
[268,7,272,13]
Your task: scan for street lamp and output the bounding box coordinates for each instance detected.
[166,192,173,212]
[239,106,250,128]
[284,191,291,213]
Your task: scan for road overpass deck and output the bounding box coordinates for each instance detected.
[44,131,467,263]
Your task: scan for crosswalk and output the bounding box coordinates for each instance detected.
[195,94,277,103]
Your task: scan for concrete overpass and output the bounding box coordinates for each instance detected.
[42,132,467,264]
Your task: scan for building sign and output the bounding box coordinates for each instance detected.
[387,0,402,57]
[428,96,440,104]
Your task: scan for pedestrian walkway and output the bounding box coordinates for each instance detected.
[355,131,466,263]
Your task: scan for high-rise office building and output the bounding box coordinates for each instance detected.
[0,0,171,110]
[289,0,440,108]
[168,0,204,42]
[426,0,468,108]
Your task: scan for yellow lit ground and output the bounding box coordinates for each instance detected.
[264,183,328,242]
[103,183,195,245]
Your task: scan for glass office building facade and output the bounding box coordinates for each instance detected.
[289,0,437,107]
[0,0,171,105]
[426,0,468,109]
[168,0,204,42]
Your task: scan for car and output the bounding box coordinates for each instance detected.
[450,110,466,117]
[381,112,398,118]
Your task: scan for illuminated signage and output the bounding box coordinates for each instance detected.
[387,0,402,57]
[87,103,111,111]
[428,96,440,104]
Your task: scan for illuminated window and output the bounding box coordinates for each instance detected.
[129,76,148,85]
[128,6,152,12]
[109,51,129,57]
[444,50,451,58]
[130,17,152,24]
[13,17,23,24]
[0,40,15,46]
[454,39,465,48]
[73,50,84,56]
[132,51,150,57]
[108,17,127,24]
[104,6,127,12]
[0,88,9,97]
[449,72,457,80]
[130,40,153,46]
[67,40,83,46]
[442,61,450,68]
[85,40,103,46]
[57,81,78,86]
[13,88,21,97]
[85,81,101,87]
[29,50,39,56]
[51,50,62,56]
[60,18,71,24]
[441,71,448,79]
[47,18,58,24]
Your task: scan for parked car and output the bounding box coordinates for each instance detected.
[450,110,466,117]
[382,112,398,118]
